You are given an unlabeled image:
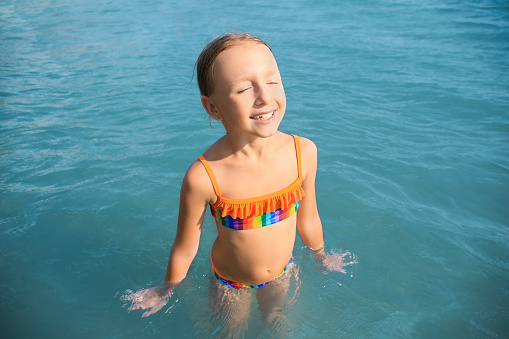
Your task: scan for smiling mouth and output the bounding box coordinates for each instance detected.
[250,110,275,120]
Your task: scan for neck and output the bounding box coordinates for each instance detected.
[221,132,282,159]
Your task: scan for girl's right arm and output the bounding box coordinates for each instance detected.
[125,160,213,317]
[164,160,212,283]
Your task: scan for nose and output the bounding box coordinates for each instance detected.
[254,83,272,106]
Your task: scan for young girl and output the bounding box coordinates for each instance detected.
[125,32,349,333]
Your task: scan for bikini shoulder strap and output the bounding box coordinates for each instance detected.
[291,135,303,180]
[198,155,222,198]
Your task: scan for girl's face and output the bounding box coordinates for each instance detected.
[202,42,286,139]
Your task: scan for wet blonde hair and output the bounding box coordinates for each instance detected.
[195,32,272,97]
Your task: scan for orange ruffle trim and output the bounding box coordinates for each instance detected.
[212,180,305,220]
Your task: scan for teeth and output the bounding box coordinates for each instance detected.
[251,111,274,120]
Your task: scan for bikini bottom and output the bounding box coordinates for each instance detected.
[211,255,293,290]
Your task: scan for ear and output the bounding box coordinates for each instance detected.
[201,96,223,121]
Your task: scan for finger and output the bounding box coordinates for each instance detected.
[132,290,152,303]
[128,303,141,311]
[128,300,152,311]
[123,293,139,303]
[142,303,164,318]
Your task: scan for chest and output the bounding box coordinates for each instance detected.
[215,156,298,200]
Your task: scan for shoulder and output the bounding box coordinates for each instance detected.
[185,159,208,181]
[296,135,317,160]
[182,158,216,204]
[294,135,317,181]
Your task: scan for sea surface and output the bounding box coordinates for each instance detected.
[1,0,508,338]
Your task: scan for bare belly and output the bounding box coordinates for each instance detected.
[210,214,297,284]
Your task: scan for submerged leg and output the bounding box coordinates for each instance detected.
[209,272,252,337]
[255,264,295,323]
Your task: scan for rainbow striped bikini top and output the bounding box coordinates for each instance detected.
[198,135,305,230]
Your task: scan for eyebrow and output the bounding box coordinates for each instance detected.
[230,70,281,86]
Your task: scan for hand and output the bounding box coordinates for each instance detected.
[311,247,356,274]
[123,283,175,317]
[320,251,356,273]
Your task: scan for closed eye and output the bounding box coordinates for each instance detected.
[237,86,252,94]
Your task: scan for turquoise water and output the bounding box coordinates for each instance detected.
[1,0,508,337]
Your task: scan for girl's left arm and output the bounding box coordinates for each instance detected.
[296,137,350,273]
[296,137,324,251]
